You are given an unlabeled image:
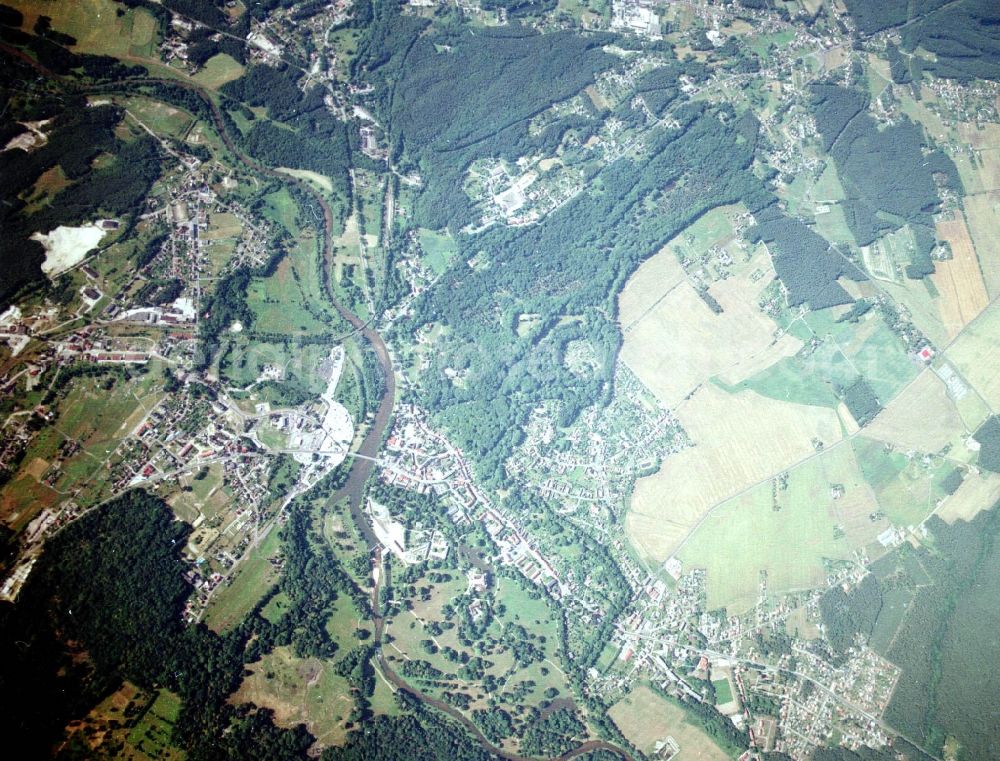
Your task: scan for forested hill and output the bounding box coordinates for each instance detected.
[808,83,962,278]
[388,24,616,229]
[843,0,1000,81]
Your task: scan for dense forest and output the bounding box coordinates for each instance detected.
[819,573,883,655]
[809,83,961,278]
[874,505,1000,759]
[972,415,1000,473]
[387,22,616,228]
[843,0,1000,81]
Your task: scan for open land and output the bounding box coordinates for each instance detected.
[677,442,873,613]
[932,212,990,339]
[627,383,843,565]
[945,298,1000,410]
[609,685,727,761]
[864,369,967,454]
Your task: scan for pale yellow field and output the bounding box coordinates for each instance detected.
[936,470,1000,524]
[626,384,842,564]
[277,167,334,194]
[618,246,687,330]
[865,369,966,454]
[963,192,1000,298]
[933,213,990,339]
[945,299,1000,410]
[620,251,795,407]
[609,686,728,761]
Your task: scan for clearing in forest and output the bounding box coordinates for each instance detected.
[234,646,355,747]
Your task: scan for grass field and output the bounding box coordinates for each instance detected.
[932,212,990,339]
[676,442,870,612]
[936,469,1000,524]
[712,678,734,706]
[192,53,245,89]
[864,369,966,455]
[609,685,728,761]
[852,437,956,528]
[277,167,335,194]
[945,298,1000,410]
[234,646,354,748]
[126,97,194,140]
[204,524,283,632]
[627,383,843,566]
[8,0,159,59]
[418,228,458,275]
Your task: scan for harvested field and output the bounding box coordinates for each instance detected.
[936,470,1000,524]
[933,212,990,339]
[609,685,728,761]
[620,250,796,407]
[963,192,1000,298]
[626,384,842,565]
[618,245,686,329]
[865,369,967,454]
[945,299,1000,410]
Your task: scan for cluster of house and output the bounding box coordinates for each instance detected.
[377,405,567,599]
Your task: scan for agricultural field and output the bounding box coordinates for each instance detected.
[945,298,1000,409]
[864,369,968,455]
[962,191,1000,298]
[627,383,843,566]
[851,436,959,529]
[618,243,687,329]
[0,366,163,528]
[676,442,873,613]
[932,212,990,339]
[609,685,728,761]
[234,646,355,747]
[7,0,160,60]
[620,246,796,407]
[935,469,1000,524]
